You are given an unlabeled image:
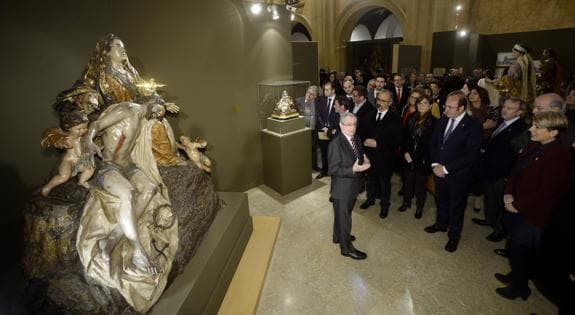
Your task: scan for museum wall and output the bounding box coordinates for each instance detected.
[471,0,575,35]
[0,0,292,225]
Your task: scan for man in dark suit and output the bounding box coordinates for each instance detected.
[360,90,402,218]
[390,73,410,114]
[473,97,528,242]
[296,85,320,171]
[351,85,376,142]
[329,112,371,260]
[425,90,482,252]
[316,81,337,179]
[367,74,387,109]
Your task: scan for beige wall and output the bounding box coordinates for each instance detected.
[0,0,292,194]
[297,0,573,73]
[471,0,575,34]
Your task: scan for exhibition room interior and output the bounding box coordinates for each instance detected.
[1,0,574,314]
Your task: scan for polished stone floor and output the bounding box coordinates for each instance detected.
[248,174,557,315]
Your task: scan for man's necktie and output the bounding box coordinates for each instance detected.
[377,112,382,121]
[327,97,333,114]
[350,137,361,162]
[396,88,401,103]
[491,122,507,138]
[443,118,455,143]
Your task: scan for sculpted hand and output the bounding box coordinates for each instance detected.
[432,164,446,178]
[81,139,102,169]
[164,102,180,114]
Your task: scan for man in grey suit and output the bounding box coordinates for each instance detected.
[329,112,371,260]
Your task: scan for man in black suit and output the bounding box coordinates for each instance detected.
[360,90,402,218]
[425,90,482,252]
[328,112,371,260]
[316,81,337,179]
[367,74,387,108]
[351,85,376,142]
[390,73,410,114]
[473,97,528,242]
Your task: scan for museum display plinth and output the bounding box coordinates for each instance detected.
[151,192,252,315]
[261,117,311,195]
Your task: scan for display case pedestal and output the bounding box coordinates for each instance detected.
[261,120,311,195]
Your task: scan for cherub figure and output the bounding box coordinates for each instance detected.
[41,111,95,196]
[177,136,212,172]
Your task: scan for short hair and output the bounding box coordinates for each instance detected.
[307,85,319,95]
[339,112,357,125]
[377,89,392,99]
[353,85,368,98]
[506,97,527,113]
[392,73,404,80]
[409,87,425,97]
[323,81,333,90]
[532,111,568,132]
[446,90,468,109]
[548,99,566,113]
[416,94,434,107]
[335,95,353,111]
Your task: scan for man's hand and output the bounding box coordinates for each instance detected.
[483,119,497,130]
[503,194,518,213]
[322,127,328,133]
[353,159,370,173]
[363,138,377,148]
[432,164,446,178]
[404,152,413,163]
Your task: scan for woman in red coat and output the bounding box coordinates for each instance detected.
[495,112,572,300]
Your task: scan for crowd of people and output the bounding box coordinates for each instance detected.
[296,43,575,314]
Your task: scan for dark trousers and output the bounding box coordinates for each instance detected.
[332,198,356,252]
[482,178,506,233]
[508,239,538,292]
[311,131,319,170]
[319,139,330,174]
[434,174,469,241]
[366,174,392,209]
[403,170,428,209]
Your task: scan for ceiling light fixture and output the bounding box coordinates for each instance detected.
[250,3,262,15]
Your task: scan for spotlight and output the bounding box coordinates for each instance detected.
[455,5,463,11]
[458,30,467,37]
[250,3,262,15]
[290,13,295,21]
[272,6,279,20]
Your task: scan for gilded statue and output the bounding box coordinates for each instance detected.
[498,44,536,104]
[271,90,299,120]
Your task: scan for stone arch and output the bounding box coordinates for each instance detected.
[292,14,314,40]
[335,0,406,46]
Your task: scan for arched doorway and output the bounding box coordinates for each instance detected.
[291,22,312,41]
[347,7,404,77]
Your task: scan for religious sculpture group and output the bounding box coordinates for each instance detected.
[23,34,221,314]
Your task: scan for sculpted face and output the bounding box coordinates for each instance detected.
[148,103,166,121]
[109,38,128,64]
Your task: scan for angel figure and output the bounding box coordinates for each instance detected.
[177,136,212,172]
[40,112,95,196]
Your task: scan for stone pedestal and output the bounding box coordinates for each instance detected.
[261,122,311,195]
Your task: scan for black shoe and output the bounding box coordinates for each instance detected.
[494,272,512,284]
[414,208,423,219]
[486,231,505,242]
[360,199,375,209]
[333,235,356,244]
[471,218,490,226]
[473,207,481,212]
[444,239,459,252]
[494,248,510,258]
[379,207,388,219]
[495,285,531,300]
[424,224,447,233]
[315,172,326,179]
[329,196,333,203]
[341,248,367,260]
[397,204,410,212]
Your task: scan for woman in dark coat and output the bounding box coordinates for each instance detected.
[398,94,438,218]
[495,112,572,300]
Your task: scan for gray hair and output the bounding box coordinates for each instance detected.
[307,85,319,95]
[339,112,357,124]
[548,99,566,113]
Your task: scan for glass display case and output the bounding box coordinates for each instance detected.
[257,80,310,131]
